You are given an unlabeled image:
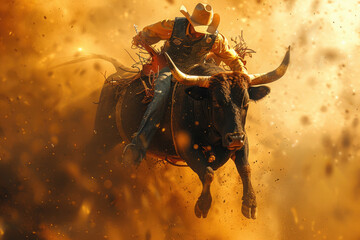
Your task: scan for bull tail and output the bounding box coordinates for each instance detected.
[50,53,139,74]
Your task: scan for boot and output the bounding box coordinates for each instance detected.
[122,143,144,167]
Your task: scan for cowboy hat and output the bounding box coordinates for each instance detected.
[180,3,220,34]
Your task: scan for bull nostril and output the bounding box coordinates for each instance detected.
[225,133,246,147]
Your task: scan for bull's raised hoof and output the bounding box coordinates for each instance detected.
[235,148,258,220]
[194,167,214,218]
[241,189,257,219]
[194,193,212,218]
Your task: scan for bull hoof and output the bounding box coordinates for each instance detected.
[194,201,202,218]
[194,194,212,218]
[241,204,257,219]
[241,189,257,219]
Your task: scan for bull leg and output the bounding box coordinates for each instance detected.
[234,139,257,219]
[194,166,214,218]
[180,144,233,218]
[179,145,215,218]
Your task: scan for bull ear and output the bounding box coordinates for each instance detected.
[185,87,209,100]
[248,86,271,101]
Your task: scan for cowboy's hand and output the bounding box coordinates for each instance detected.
[132,33,143,47]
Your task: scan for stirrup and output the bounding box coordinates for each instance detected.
[122,143,136,156]
[122,143,144,166]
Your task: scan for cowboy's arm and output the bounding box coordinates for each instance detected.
[133,19,174,46]
[211,33,248,73]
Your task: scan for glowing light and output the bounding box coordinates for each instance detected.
[81,203,91,215]
[78,47,83,52]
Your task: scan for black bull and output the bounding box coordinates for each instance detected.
[86,48,290,219]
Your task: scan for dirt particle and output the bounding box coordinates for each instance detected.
[79,69,86,76]
[352,118,358,128]
[341,130,351,148]
[93,62,102,71]
[320,105,327,112]
[323,48,340,62]
[300,115,311,125]
[325,162,333,176]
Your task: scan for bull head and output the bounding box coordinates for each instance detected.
[165,47,290,150]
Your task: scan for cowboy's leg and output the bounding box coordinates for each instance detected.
[123,67,172,165]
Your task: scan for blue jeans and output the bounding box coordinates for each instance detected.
[131,66,172,154]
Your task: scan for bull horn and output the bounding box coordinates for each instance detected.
[249,46,291,85]
[164,52,212,88]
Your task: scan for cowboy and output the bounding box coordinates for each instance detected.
[123,3,249,165]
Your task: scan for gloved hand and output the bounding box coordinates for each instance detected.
[132,33,143,47]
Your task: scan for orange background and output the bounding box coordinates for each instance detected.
[0,0,359,239]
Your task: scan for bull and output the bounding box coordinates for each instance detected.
[86,47,290,219]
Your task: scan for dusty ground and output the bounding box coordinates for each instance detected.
[0,0,360,239]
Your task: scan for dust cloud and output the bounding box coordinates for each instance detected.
[1,0,360,239]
